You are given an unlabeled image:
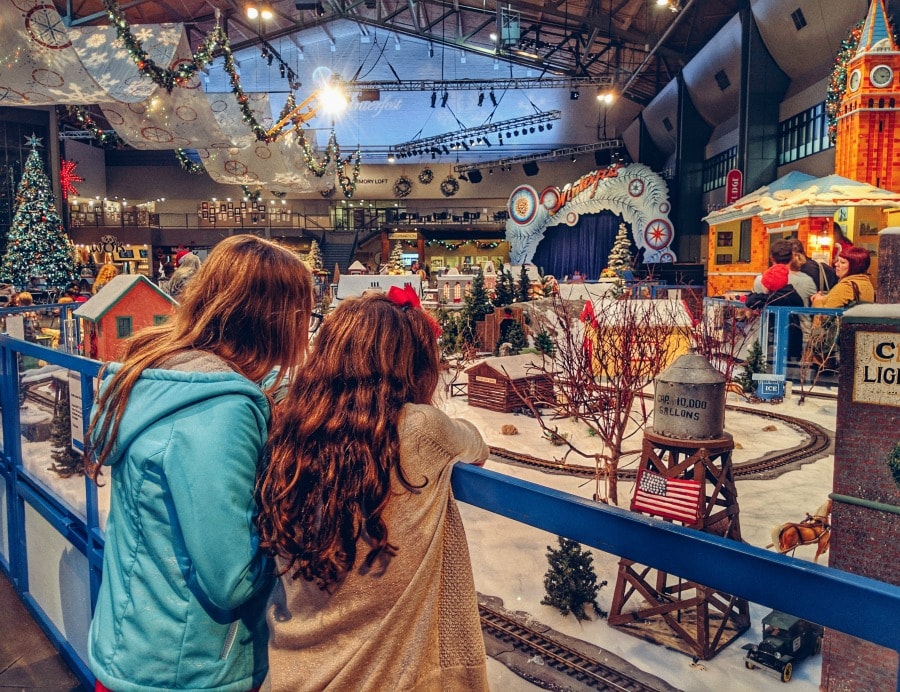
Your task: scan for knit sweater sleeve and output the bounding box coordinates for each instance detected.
[400,404,489,471]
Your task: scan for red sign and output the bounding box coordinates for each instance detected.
[725,169,743,204]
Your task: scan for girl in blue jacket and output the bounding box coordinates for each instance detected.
[86,235,314,692]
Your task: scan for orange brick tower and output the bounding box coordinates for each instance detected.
[835,0,900,191]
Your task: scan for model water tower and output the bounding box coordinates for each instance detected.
[608,351,750,660]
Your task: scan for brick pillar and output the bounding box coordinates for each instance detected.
[820,309,900,691]
[879,228,900,304]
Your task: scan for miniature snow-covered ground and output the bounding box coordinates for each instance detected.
[15,380,838,692]
[440,386,837,692]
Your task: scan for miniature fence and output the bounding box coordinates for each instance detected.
[0,336,898,690]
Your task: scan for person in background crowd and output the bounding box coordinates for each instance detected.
[15,291,43,343]
[64,282,88,303]
[830,223,853,265]
[164,251,202,300]
[790,239,836,294]
[257,290,490,691]
[92,263,119,294]
[746,240,808,364]
[85,235,314,692]
[811,245,875,308]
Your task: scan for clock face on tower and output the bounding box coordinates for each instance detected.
[870,64,893,88]
[849,69,861,92]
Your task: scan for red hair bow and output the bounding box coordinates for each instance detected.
[387,284,442,338]
[387,284,420,309]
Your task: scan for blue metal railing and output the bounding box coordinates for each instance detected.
[1,336,898,690]
[760,305,844,377]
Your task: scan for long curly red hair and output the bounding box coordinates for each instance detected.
[256,294,440,589]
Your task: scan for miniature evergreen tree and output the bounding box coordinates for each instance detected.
[541,537,607,621]
[48,382,83,478]
[535,329,556,357]
[459,270,493,348]
[306,239,324,272]
[1,135,75,287]
[494,321,527,355]
[491,264,515,307]
[517,265,531,302]
[606,223,634,275]
[388,241,405,274]
[735,338,767,393]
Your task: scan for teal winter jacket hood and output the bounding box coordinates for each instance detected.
[88,361,274,692]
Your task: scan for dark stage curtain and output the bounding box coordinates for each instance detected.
[530,212,621,280]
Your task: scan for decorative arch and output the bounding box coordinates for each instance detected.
[505,163,677,265]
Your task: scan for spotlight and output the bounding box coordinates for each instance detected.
[529,127,535,133]
[387,150,395,163]
[513,130,519,137]
[478,92,485,107]
[483,136,492,147]
[267,54,274,66]
[570,90,580,100]
[462,141,470,150]
[428,44,434,58]
[498,135,503,145]
[247,6,260,19]
[489,90,498,107]
[538,124,544,131]
[279,64,286,78]
[440,91,449,107]
[547,123,553,130]
[430,91,436,108]
[571,155,577,162]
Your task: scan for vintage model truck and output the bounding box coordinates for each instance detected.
[742,609,824,683]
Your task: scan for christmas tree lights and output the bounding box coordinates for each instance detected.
[0,135,75,288]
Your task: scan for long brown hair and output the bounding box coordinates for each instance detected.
[257,293,440,589]
[86,235,313,479]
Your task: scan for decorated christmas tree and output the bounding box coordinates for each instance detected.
[606,223,634,275]
[736,338,767,394]
[306,239,324,272]
[490,264,515,308]
[388,241,405,274]
[541,536,607,621]
[1,135,75,287]
[459,270,493,348]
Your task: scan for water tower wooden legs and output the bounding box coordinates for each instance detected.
[607,431,750,660]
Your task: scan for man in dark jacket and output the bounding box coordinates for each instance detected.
[790,239,836,293]
[745,248,805,363]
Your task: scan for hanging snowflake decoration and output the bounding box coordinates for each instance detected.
[393,175,413,198]
[440,176,459,197]
[59,159,84,200]
[418,168,434,185]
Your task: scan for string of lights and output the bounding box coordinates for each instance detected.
[453,139,625,173]
[393,111,561,159]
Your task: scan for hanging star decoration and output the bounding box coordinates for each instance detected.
[26,133,43,149]
[60,159,84,200]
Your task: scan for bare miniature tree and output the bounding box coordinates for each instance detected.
[689,300,761,393]
[514,295,683,505]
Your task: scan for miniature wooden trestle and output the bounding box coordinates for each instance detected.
[608,430,751,660]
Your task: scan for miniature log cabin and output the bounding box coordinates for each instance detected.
[465,354,555,413]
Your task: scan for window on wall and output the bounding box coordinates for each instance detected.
[116,316,133,339]
[778,102,832,165]
[702,147,737,192]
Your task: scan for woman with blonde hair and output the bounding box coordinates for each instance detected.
[257,289,489,691]
[86,235,314,692]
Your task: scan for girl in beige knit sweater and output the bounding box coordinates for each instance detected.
[257,290,490,691]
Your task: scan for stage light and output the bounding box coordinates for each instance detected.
[440,91,449,108]
[478,92,485,107]
[489,90,498,107]
[430,91,436,108]
[570,90,580,100]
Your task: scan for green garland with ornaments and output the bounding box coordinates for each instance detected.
[103,0,223,93]
[826,21,864,144]
[297,130,362,198]
[175,149,206,175]
[66,106,124,148]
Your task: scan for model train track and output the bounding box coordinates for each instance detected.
[480,603,662,691]
[489,404,832,480]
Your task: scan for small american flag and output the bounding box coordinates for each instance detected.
[631,469,703,524]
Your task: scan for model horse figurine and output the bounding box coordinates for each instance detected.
[767,500,832,563]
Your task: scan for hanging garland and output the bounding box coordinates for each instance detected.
[241,185,262,202]
[418,168,434,185]
[393,176,413,198]
[826,21,864,144]
[297,130,361,198]
[219,37,272,142]
[103,0,223,93]
[175,149,206,175]
[440,176,460,197]
[65,106,124,147]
